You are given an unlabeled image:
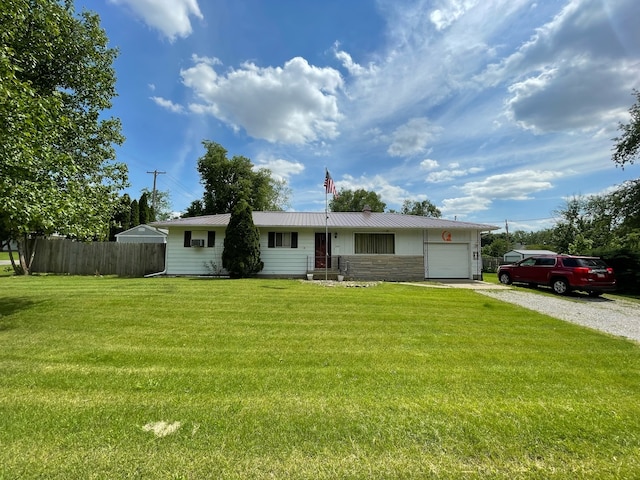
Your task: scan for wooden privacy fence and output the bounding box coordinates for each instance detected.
[31,239,165,277]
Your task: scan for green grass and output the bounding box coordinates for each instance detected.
[482,272,500,284]
[1,276,639,479]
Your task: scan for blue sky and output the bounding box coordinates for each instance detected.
[81,0,638,232]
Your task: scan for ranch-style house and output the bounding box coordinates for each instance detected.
[152,210,498,281]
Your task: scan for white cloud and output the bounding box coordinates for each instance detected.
[420,159,440,170]
[477,0,640,133]
[151,96,185,114]
[387,117,440,157]
[505,59,635,132]
[181,57,344,144]
[109,0,203,41]
[334,45,377,77]
[344,0,532,129]
[429,0,478,31]
[438,169,563,218]
[254,158,305,181]
[440,196,492,217]
[190,54,222,66]
[427,166,483,183]
[339,174,410,206]
[460,170,561,200]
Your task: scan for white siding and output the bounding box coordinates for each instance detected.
[167,227,316,276]
[396,230,425,254]
[426,229,472,243]
[165,225,482,278]
[166,228,224,275]
[260,228,315,276]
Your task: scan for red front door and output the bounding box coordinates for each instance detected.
[315,233,331,268]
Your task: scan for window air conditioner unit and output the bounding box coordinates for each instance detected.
[191,239,205,247]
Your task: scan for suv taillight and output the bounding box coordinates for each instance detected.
[607,267,614,274]
[574,267,590,275]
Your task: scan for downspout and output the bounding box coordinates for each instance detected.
[476,230,484,281]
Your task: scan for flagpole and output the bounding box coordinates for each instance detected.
[325,168,329,281]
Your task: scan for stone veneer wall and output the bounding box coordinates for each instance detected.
[340,255,424,281]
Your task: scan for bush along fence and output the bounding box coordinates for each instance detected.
[31,239,165,277]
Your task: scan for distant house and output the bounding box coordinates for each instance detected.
[503,249,556,263]
[115,225,167,244]
[1,239,18,252]
[152,211,498,281]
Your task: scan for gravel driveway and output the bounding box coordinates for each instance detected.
[477,289,640,343]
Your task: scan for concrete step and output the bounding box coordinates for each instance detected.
[308,269,340,280]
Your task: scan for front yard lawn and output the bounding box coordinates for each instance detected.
[1,276,638,479]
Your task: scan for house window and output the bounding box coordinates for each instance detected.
[268,232,298,248]
[183,230,192,247]
[207,231,215,247]
[355,233,395,254]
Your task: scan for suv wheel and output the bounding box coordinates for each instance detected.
[552,278,569,295]
[499,272,512,285]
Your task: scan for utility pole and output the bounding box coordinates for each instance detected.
[147,170,166,219]
[505,219,510,251]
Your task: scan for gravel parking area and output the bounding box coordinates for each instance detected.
[477,289,640,343]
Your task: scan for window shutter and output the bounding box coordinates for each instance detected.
[183,230,192,247]
[207,231,215,247]
[268,232,275,248]
[291,232,298,248]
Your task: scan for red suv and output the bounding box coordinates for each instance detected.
[497,255,616,296]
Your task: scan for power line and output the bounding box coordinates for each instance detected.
[164,172,198,199]
[480,216,559,225]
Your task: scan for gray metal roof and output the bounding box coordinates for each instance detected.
[505,249,557,255]
[153,211,498,230]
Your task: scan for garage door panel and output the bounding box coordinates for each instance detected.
[426,244,469,278]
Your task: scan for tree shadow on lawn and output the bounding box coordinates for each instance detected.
[0,298,40,331]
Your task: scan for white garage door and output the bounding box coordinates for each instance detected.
[425,243,470,278]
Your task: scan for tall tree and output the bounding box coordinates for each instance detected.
[400,199,442,217]
[138,192,151,225]
[183,199,205,218]
[481,237,510,258]
[184,141,288,217]
[330,189,386,212]
[551,183,640,253]
[222,200,263,278]
[612,89,640,167]
[0,1,126,274]
[606,179,640,248]
[108,194,132,241]
[141,187,172,221]
[552,197,589,254]
[129,200,139,229]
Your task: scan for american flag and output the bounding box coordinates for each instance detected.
[324,169,338,197]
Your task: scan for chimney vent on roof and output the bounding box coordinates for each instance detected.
[362,205,372,213]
